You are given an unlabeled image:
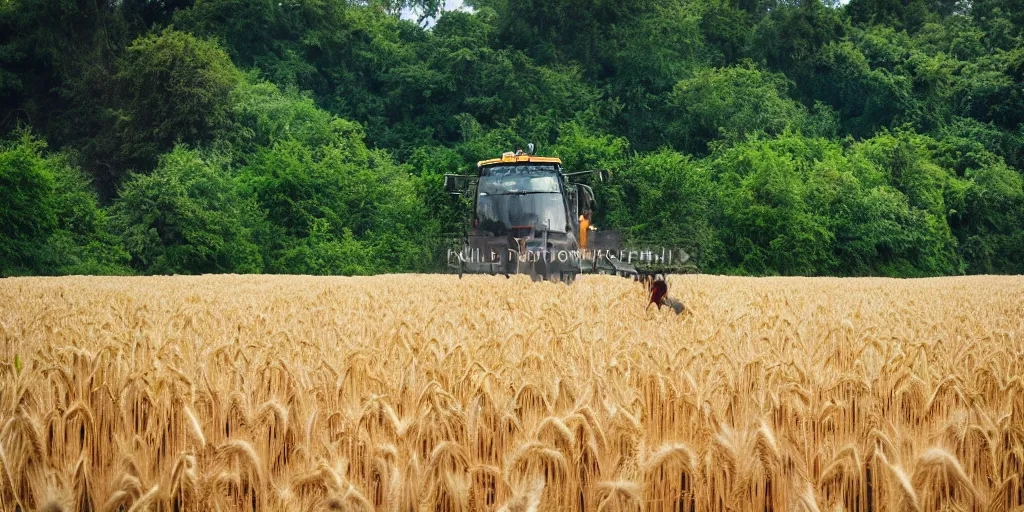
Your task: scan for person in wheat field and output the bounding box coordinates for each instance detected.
[648,278,685,315]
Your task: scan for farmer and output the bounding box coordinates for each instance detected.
[579,208,592,250]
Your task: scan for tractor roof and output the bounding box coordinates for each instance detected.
[478,152,562,167]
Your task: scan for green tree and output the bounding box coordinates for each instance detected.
[751,0,847,72]
[846,0,933,32]
[483,0,674,76]
[705,134,963,276]
[0,0,150,196]
[37,153,132,275]
[219,77,356,160]
[0,131,129,276]
[713,139,836,275]
[173,0,334,85]
[602,150,724,268]
[846,130,964,273]
[931,123,1024,273]
[606,2,711,150]
[546,122,629,228]
[806,40,914,137]
[955,163,1024,273]
[407,145,470,239]
[239,127,434,275]
[110,147,264,275]
[0,132,57,274]
[667,64,820,154]
[114,28,242,174]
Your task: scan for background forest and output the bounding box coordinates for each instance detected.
[1,0,1022,276]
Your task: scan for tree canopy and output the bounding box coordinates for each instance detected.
[1,0,1022,276]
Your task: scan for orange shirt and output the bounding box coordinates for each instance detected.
[579,215,590,249]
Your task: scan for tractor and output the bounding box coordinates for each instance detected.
[444,145,637,283]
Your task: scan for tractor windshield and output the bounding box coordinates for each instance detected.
[476,168,568,234]
[478,174,560,195]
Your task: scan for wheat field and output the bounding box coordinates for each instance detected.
[1,274,1023,511]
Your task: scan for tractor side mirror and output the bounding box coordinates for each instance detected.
[444,174,472,195]
[599,170,610,183]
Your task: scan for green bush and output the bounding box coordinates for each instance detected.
[110,147,264,275]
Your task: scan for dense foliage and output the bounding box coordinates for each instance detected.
[1,0,1022,276]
